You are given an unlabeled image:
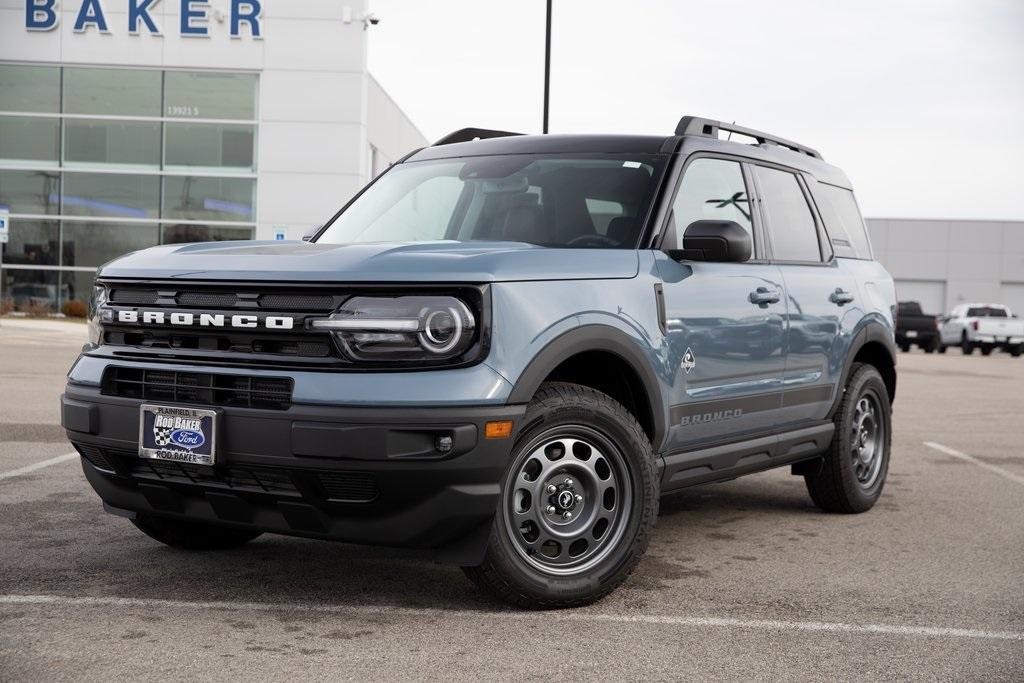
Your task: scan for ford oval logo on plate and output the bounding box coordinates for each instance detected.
[170,429,206,450]
[140,405,217,466]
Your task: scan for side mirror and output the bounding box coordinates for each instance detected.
[301,226,321,242]
[668,220,751,263]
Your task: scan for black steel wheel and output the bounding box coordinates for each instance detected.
[804,363,892,513]
[464,382,657,608]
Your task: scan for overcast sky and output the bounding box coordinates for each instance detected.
[367,0,1024,221]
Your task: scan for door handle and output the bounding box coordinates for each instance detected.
[830,288,855,305]
[748,286,780,306]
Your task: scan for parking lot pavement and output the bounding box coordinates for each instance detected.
[1,327,1021,681]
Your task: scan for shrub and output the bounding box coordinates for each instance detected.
[23,300,54,317]
[62,299,88,318]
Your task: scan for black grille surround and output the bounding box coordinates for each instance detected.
[102,367,293,410]
[95,280,492,371]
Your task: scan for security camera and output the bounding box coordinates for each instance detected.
[362,12,381,29]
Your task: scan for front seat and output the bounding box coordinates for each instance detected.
[606,216,640,247]
[502,204,545,245]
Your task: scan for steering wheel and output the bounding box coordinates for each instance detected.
[566,234,619,248]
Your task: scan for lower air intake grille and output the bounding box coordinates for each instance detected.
[130,458,301,495]
[102,367,292,410]
[75,443,116,472]
[75,445,380,505]
[318,472,379,503]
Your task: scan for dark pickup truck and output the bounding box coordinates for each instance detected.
[896,301,940,353]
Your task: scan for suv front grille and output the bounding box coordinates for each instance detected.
[102,367,293,410]
[107,286,341,312]
[102,284,345,367]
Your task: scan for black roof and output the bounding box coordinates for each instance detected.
[409,133,675,161]
[406,116,852,189]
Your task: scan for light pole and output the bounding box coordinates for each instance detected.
[543,0,552,134]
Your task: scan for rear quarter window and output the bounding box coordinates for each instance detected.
[813,183,873,259]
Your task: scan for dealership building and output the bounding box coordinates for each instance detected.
[867,219,1024,316]
[0,0,426,312]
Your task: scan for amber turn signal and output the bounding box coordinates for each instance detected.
[484,420,513,439]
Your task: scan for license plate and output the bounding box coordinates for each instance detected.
[139,404,218,466]
[905,330,918,338]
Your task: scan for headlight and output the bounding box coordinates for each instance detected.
[311,295,478,363]
[87,284,110,346]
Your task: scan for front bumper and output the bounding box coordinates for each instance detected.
[62,383,525,565]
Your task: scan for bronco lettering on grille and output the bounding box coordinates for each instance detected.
[116,310,295,330]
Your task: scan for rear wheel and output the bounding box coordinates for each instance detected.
[464,382,658,608]
[1010,345,1022,358]
[131,514,262,550]
[804,363,891,513]
[923,337,938,354]
[981,346,993,356]
[898,343,911,353]
[961,333,974,355]
[938,344,947,354]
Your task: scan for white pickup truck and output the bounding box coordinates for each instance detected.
[939,303,1024,356]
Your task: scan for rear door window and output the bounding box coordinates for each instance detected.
[755,166,822,262]
[966,306,1008,318]
[813,183,872,259]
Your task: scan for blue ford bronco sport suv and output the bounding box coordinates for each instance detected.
[62,116,897,608]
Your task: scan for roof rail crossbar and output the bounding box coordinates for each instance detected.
[433,127,524,146]
[675,116,822,160]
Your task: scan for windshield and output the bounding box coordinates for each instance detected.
[316,154,666,248]
[967,307,1008,318]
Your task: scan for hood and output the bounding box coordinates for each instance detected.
[97,240,640,283]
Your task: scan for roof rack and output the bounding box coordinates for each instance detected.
[675,116,822,160]
[433,127,524,146]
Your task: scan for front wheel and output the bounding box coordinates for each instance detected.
[464,382,658,608]
[804,363,891,513]
[1010,345,1022,358]
[981,346,993,356]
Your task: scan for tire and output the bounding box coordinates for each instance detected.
[923,337,938,354]
[131,514,263,550]
[981,346,993,356]
[463,382,658,609]
[938,344,947,354]
[961,334,974,355]
[804,363,891,514]
[1010,346,1022,358]
[898,343,911,353]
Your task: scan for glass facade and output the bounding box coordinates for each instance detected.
[0,64,258,314]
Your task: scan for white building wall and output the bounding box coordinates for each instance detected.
[367,74,428,172]
[0,0,426,243]
[867,218,1024,315]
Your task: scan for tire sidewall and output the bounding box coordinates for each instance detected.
[485,387,657,604]
[836,366,892,507]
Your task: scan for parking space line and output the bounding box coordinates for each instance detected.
[0,452,78,482]
[1,593,1021,642]
[924,442,1024,486]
